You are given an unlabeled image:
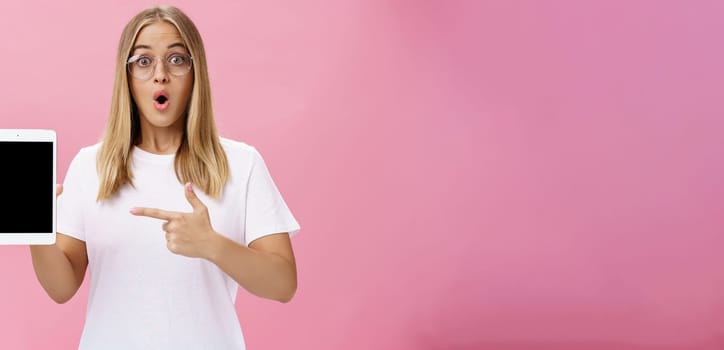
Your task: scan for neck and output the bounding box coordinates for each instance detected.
[137,122,183,155]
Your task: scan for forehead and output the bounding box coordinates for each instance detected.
[134,21,184,49]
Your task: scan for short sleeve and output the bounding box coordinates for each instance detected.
[56,149,88,241]
[243,147,300,245]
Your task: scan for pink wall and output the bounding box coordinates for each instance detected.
[1,1,723,349]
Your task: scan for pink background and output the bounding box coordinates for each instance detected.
[1,1,723,349]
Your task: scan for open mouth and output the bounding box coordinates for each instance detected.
[153,91,170,111]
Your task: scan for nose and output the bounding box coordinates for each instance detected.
[153,59,168,84]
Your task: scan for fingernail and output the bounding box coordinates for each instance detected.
[186,183,193,191]
[130,208,137,214]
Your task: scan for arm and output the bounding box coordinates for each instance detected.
[29,185,88,304]
[206,232,297,303]
[30,234,88,304]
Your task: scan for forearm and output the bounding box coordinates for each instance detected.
[205,234,297,303]
[29,245,82,304]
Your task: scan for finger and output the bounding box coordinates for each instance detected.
[131,207,174,221]
[184,182,205,211]
[167,240,178,254]
[56,184,63,197]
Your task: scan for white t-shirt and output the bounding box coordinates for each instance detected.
[57,138,300,350]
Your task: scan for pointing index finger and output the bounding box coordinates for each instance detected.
[130,207,174,221]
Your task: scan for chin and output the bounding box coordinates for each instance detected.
[143,113,183,129]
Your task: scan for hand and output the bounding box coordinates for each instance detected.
[56,184,63,197]
[130,183,219,259]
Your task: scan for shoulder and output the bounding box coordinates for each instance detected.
[69,142,103,165]
[219,137,257,154]
[219,137,262,163]
[64,142,102,181]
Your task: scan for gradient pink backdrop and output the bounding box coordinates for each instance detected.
[1,1,723,349]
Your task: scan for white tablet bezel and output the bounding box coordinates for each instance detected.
[0,129,56,245]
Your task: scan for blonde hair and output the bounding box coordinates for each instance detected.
[97,5,229,201]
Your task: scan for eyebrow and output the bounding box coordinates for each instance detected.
[132,42,187,52]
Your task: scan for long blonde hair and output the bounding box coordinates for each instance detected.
[97,5,229,201]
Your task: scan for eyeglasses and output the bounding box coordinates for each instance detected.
[127,52,193,80]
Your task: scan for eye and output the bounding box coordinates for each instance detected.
[168,54,187,65]
[135,56,153,67]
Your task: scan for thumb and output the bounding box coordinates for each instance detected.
[56,184,63,197]
[184,182,204,211]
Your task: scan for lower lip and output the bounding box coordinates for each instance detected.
[154,100,169,112]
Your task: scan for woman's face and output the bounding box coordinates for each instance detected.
[129,21,193,131]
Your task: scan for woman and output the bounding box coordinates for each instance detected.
[30,5,300,349]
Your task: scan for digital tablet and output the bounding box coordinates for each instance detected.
[0,129,56,245]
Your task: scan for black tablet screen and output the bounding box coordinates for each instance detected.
[0,141,53,233]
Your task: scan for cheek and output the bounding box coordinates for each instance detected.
[179,79,194,104]
[129,81,146,104]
